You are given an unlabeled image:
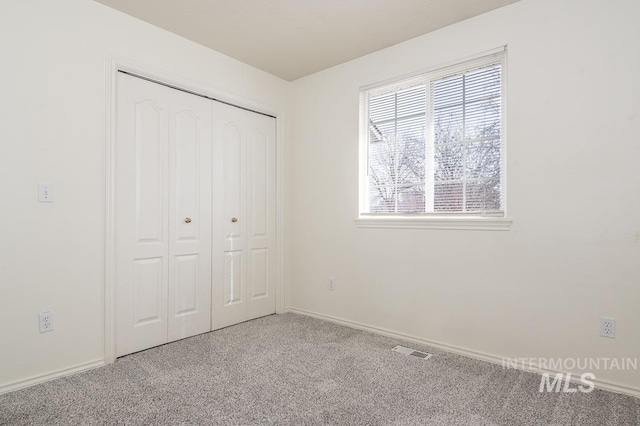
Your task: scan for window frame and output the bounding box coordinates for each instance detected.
[357,48,512,231]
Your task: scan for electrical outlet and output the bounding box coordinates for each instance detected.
[39,311,54,333]
[599,316,616,338]
[328,277,335,291]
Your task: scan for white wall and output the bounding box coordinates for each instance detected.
[0,0,289,389]
[289,0,640,392]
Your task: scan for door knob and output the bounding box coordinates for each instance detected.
[184,217,192,223]
[231,217,238,223]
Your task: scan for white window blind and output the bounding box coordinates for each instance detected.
[364,52,505,216]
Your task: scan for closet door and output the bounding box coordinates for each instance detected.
[115,73,212,357]
[211,103,276,330]
[244,111,277,321]
[115,74,170,357]
[167,88,213,343]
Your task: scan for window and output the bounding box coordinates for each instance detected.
[359,51,509,229]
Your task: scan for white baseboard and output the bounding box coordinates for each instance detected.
[285,307,640,399]
[0,359,105,395]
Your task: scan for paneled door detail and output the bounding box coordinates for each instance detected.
[211,104,276,330]
[115,73,212,357]
[115,74,169,356]
[167,88,212,343]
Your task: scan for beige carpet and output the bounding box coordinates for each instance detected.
[1,313,638,425]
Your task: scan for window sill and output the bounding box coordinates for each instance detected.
[354,216,513,231]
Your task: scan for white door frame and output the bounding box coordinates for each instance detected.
[104,54,288,364]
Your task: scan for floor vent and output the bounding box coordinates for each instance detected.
[392,345,433,359]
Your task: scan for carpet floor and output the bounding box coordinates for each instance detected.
[1,313,638,425]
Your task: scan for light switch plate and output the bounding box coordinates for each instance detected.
[38,184,53,202]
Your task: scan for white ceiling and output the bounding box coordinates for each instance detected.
[95,0,519,81]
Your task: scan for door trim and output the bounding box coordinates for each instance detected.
[104,54,288,364]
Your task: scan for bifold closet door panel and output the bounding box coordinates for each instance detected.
[167,88,213,343]
[211,104,248,330]
[245,112,276,322]
[211,104,276,330]
[116,73,213,357]
[115,74,170,357]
